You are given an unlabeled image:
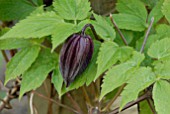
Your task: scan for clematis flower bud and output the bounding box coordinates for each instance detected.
[59,30,94,87]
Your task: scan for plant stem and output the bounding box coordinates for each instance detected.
[82,86,93,107]
[81,24,103,42]
[0,81,20,111]
[102,84,126,111]
[109,14,128,46]
[1,50,9,62]
[32,90,79,114]
[108,92,151,114]
[66,93,83,114]
[140,17,154,53]
[92,82,99,99]
[146,98,156,114]
[47,84,54,114]
[30,92,34,114]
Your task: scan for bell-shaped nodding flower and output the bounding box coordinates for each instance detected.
[59,32,94,87]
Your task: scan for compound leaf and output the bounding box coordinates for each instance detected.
[120,67,156,110]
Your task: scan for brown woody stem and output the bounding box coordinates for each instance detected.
[82,86,93,107]
[140,17,154,53]
[66,93,83,114]
[1,50,9,62]
[32,90,79,114]
[102,84,126,111]
[108,91,151,114]
[109,14,128,46]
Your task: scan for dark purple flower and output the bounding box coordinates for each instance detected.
[59,34,94,87]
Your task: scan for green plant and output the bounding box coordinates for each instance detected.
[0,0,170,114]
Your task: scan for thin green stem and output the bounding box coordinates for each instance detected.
[74,20,77,25]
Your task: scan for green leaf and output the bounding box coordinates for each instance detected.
[32,0,43,6]
[162,0,170,23]
[0,0,36,21]
[156,24,170,38]
[61,41,101,96]
[120,67,156,110]
[0,27,37,49]
[96,41,118,77]
[96,41,133,78]
[92,14,116,41]
[0,39,39,50]
[5,46,40,84]
[153,80,170,114]
[53,0,91,20]
[112,14,146,31]
[52,67,63,98]
[51,23,76,51]
[19,48,58,98]
[154,60,170,80]
[148,0,164,24]
[115,30,134,46]
[148,38,170,59]
[100,52,144,100]
[116,0,147,22]
[141,0,159,9]
[0,11,63,39]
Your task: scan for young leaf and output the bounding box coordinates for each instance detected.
[5,45,41,84]
[53,0,91,21]
[0,11,63,39]
[100,51,144,100]
[112,14,146,31]
[51,23,76,51]
[162,0,170,23]
[120,67,156,110]
[96,41,133,78]
[92,14,116,41]
[19,48,58,98]
[153,80,170,114]
[116,0,147,22]
[148,38,170,59]
[148,0,164,24]
[0,0,36,21]
[61,41,101,96]
[52,67,63,98]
